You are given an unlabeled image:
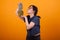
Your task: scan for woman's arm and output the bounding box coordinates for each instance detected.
[24,16,35,30]
[16,11,35,30]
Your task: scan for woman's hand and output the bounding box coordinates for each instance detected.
[19,15,27,21]
[20,15,27,19]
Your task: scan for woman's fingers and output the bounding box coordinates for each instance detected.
[19,15,25,19]
[16,8,19,15]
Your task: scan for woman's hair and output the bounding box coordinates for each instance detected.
[29,5,38,16]
[28,5,40,18]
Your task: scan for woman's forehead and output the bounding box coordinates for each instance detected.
[28,6,33,9]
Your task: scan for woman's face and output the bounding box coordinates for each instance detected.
[27,6,34,15]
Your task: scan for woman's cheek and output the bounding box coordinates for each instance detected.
[28,10,31,14]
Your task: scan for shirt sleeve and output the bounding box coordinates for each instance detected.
[23,15,30,22]
[23,17,25,22]
[31,17,39,25]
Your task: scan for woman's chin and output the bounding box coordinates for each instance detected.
[27,13,30,15]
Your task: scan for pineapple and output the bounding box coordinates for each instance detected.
[17,3,23,17]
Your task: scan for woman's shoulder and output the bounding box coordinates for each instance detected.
[26,15,41,19]
[26,15,30,18]
[35,16,40,19]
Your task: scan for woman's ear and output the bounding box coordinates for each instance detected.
[33,11,35,14]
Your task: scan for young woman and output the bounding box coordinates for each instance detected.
[18,5,40,40]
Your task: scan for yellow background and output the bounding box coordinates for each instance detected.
[0,0,60,40]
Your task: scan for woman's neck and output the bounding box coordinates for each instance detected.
[30,14,34,18]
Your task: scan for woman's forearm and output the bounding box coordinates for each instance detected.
[24,17,32,30]
[24,16,35,30]
[24,17,29,27]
